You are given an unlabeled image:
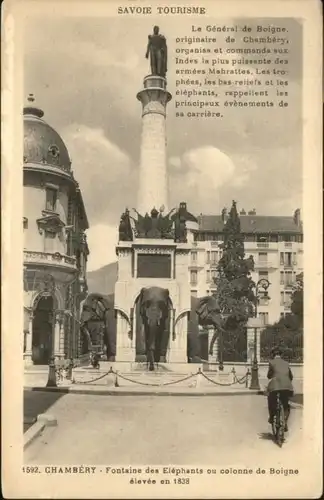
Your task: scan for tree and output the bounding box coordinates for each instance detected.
[213,201,256,353]
[290,272,303,321]
[260,314,303,362]
[260,273,303,362]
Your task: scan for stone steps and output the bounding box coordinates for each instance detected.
[70,368,244,389]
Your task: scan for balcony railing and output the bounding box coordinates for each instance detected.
[257,242,269,248]
[255,260,275,268]
[282,262,295,268]
[24,250,77,270]
[284,242,293,247]
[258,299,269,306]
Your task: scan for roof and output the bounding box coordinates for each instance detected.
[23,99,71,173]
[198,215,302,234]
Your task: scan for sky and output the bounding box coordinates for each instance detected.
[23,15,302,271]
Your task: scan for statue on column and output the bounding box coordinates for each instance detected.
[145,26,168,77]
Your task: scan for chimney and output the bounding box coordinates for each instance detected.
[240,209,246,215]
[293,208,301,226]
[248,208,256,215]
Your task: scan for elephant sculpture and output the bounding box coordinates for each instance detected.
[80,293,116,365]
[138,286,170,371]
[79,289,224,368]
[188,295,225,362]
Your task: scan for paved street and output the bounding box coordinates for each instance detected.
[25,394,303,465]
[24,390,66,433]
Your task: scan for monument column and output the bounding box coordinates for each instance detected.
[137,76,172,214]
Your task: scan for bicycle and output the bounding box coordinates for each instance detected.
[271,391,285,447]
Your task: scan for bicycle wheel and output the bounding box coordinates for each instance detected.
[276,401,285,447]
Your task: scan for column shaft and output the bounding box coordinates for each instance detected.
[136,77,171,214]
[24,314,33,365]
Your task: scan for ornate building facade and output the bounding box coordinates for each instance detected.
[23,96,89,365]
[186,207,303,326]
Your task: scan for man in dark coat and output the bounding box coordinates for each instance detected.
[267,346,294,431]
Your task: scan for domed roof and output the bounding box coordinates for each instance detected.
[23,94,71,173]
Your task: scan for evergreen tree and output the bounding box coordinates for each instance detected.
[214,201,256,340]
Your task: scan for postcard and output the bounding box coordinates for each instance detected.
[2,0,322,498]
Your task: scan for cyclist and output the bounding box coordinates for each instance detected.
[267,346,294,432]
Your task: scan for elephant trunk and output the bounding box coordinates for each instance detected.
[144,319,161,371]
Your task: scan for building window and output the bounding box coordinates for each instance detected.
[206,290,210,295]
[191,251,197,263]
[285,292,292,307]
[211,251,218,265]
[280,271,284,285]
[280,252,284,265]
[45,187,57,212]
[293,252,297,265]
[259,312,269,325]
[285,271,293,286]
[259,270,268,279]
[284,234,296,242]
[280,313,285,318]
[206,251,210,264]
[259,291,269,306]
[190,270,198,286]
[44,230,56,253]
[285,252,292,266]
[206,270,211,283]
[191,290,197,297]
[211,269,217,281]
[244,234,256,242]
[258,252,268,263]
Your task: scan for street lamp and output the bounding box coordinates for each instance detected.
[249,278,270,390]
[218,328,224,371]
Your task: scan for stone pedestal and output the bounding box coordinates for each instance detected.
[208,329,218,363]
[136,75,172,214]
[114,240,191,365]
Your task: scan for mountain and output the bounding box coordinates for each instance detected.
[86,262,118,295]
